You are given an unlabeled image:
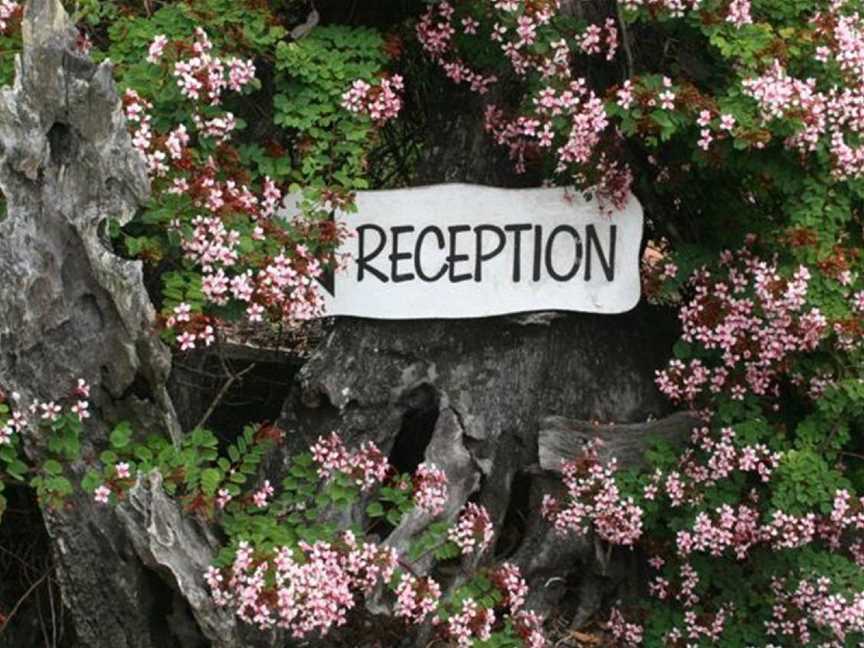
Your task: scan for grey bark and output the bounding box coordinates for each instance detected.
[0,3,234,646]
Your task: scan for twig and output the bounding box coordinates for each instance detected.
[194,363,257,430]
[48,574,57,648]
[617,3,635,79]
[0,569,50,636]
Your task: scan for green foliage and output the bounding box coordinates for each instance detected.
[273,25,389,188]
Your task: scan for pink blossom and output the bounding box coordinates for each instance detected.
[492,562,528,611]
[341,75,404,124]
[726,0,753,28]
[447,598,494,647]
[252,480,274,508]
[413,462,448,515]
[544,440,644,546]
[394,573,442,623]
[310,432,390,491]
[94,485,111,504]
[607,607,643,646]
[147,34,168,64]
[0,1,20,34]
[448,502,494,555]
[115,462,131,480]
[177,331,197,351]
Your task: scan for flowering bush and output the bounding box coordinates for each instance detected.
[406,0,864,644]
[2,0,864,646]
[0,376,547,645]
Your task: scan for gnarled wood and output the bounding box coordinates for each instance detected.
[0,3,226,646]
[538,411,700,473]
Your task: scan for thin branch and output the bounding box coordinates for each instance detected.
[194,363,257,430]
[0,569,50,636]
[617,2,635,79]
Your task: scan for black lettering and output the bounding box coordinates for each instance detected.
[389,225,416,283]
[544,225,583,281]
[504,224,531,282]
[532,225,543,282]
[415,226,447,282]
[356,224,389,283]
[474,225,506,282]
[447,225,473,283]
[585,224,617,281]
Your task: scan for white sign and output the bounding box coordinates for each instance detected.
[298,184,643,319]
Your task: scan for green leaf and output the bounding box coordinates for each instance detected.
[42,459,63,476]
[110,422,133,449]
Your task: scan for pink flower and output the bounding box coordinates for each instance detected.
[513,610,547,648]
[413,462,448,515]
[726,0,753,28]
[341,75,404,124]
[0,1,20,35]
[310,433,390,491]
[216,488,232,509]
[115,462,131,480]
[448,502,494,555]
[492,562,528,611]
[75,378,91,398]
[71,400,90,422]
[252,480,274,508]
[544,440,644,546]
[38,401,61,421]
[447,598,494,647]
[94,485,111,504]
[147,34,169,64]
[394,574,442,624]
[177,331,197,351]
[607,607,643,646]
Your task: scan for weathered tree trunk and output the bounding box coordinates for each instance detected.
[0,3,238,647]
[277,84,681,630]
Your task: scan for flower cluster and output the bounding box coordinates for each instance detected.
[513,610,547,648]
[578,18,619,61]
[490,562,528,612]
[310,432,390,491]
[416,3,497,94]
[121,30,344,347]
[205,532,397,637]
[0,0,20,35]
[394,573,442,623]
[655,246,828,406]
[726,0,753,28]
[447,502,494,555]
[542,440,644,546]
[171,28,256,105]
[252,479,273,508]
[767,576,864,645]
[618,0,701,17]
[445,597,495,648]
[606,607,643,646]
[412,462,449,516]
[341,75,404,124]
[0,396,26,446]
[739,7,864,180]
[416,1,630,208]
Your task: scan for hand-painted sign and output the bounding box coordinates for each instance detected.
[292,184,643,319]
